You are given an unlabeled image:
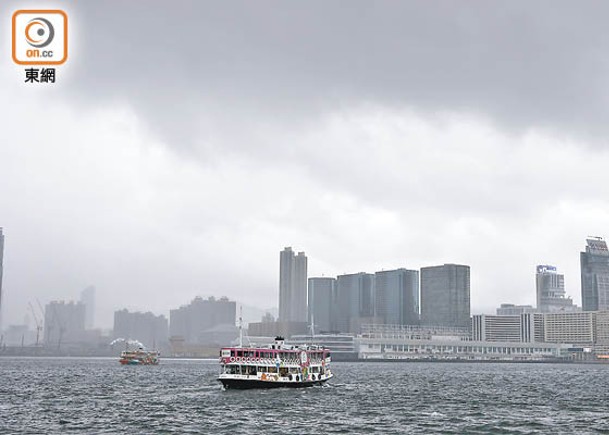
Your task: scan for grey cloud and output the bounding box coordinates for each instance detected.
[65,0,609,147]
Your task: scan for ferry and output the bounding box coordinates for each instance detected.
[218,336,333,389]
[119,349,160,365]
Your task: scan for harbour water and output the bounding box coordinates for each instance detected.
[2,357,609,434]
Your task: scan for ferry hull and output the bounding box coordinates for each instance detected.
[220,377,331,390]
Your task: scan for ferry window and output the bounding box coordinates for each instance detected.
[236,350,243,357]
[230,350,236,357]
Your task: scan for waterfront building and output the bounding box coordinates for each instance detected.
[308,277,336,333]
[0,228,4,329]
[358,324,567,361]
[170,296,236,344]
[595,311,609,345]
[113,309,169,349]
[374,268,419,326]
[278,247,308,322]
[496,303,536,316]
[471,314,521,342]
[80,285,96,329]
[543,311,595,344]
[536,265,576,312]
[581,237,609,311]
[288,333,358,361]
[420,264,470,328]
[44,300,86,345]
[335,272,376,334]
[520,312,545,343]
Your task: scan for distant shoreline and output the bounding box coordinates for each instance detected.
[0,354,605,364]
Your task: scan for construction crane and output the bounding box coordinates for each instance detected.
[28,302,43,346]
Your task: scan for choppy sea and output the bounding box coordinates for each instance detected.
[2,357,609,434]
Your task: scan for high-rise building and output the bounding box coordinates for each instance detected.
[308,277,336,333]
[536,265,575,313]
[80,285,96,329]
[374,268,419,326]
[420,264,470,328]
[169,296,236,344]
[278,247,307,322]
[113,309,169,349]
[44,300,86,346]
[335,272,375,334]
[0,228,4,330]
[581,238,609,311]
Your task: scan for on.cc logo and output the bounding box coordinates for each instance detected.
[25,17,55,48]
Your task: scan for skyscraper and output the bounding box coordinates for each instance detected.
[114,309,169,349]
[169,296,236,344]
[278,247,307,322]
[536,265,575,312]
[80,285,96,329]
[308,277,336,333]
[335,272,375,333]
[375,268,419,326]
[581,237,609,311]
[0,228,4,330]
[420,264,470,328]
[44,300,86,346]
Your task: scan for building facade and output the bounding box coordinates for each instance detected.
[536,265,576,312]
[113,309,169,348]
[374,268,419,326]
[472,314,521,342]
[496,303,535,316]
[44,300,86,346]
[170,296,236,344]
[278,247,308,322]
[80,285,96,329]
[420,264,471,328]
[308,277,336,333]
[581,237,609,311]
[543,311,595,345]
[335,272,376,334]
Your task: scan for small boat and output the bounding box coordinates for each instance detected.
[119,349,160,365]
[218,336,333,389]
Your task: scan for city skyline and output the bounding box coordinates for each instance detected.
[0,234,599,330]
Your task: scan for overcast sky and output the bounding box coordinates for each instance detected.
[2,1,609,329]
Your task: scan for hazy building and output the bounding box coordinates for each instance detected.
[113,309,169,349]
[335,272,375,334]
[496,303,536,316]
[472,314,521,342]
[308,277,336,333]
[279,247,308,322]
[170,296,236,344]
[44,300,86,346]
[420,264,471,328]
[80,285,96,329]
[536,265,576,313]
[581,238,609,311]
[374,269,419,326]
[0,228,4,330]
